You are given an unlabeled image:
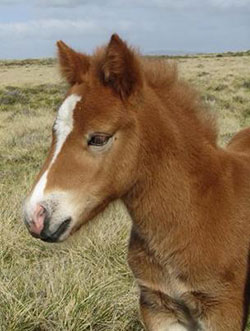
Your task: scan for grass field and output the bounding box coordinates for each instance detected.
[1,53,250,330]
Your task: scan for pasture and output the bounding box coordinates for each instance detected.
[0,53,250,330]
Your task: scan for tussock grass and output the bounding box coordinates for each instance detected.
[0,54,250,330]
[0,84,66,112]
[0,58,56,67]
[242,79,250,90]
[179,55,250,145]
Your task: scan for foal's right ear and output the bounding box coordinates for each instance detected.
[56,40,90,85]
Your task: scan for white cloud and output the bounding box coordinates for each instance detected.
[1,0,249,9]
[36,0,91,7]
[0,0,19,3]
[0,18,135,39]
[0,19,98,39]
[35,0,250,10]
[210,0,250,8]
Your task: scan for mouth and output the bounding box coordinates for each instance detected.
[39,217,72,243]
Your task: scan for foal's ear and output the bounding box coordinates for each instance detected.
[101,34,142,99]
[57,40,90,85]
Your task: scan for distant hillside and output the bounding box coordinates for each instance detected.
[146,49,198,56]
[0,50,249,66]
[146,49,250,58]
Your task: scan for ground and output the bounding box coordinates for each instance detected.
[0,53,250,331]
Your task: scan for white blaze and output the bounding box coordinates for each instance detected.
[52,94,81,163]
[27,94,81,215]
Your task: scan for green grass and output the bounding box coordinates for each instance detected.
[0,58,56,67]
[0,84,66,112]
[0,54,250,330]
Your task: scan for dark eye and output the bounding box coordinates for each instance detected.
[88,134,111,146]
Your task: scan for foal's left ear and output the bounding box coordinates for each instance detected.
[101,34,142,99]
[57,40,90,85]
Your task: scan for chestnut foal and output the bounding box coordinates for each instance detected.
[24,34,250,330]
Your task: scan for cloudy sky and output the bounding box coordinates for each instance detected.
[0,0,249,59]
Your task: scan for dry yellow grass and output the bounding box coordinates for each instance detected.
[0,60,60,87]
[0,55,250,330]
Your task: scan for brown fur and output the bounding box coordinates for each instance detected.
[28,34,250,330]
[57,40,90,85]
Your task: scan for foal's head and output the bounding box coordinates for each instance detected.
[23,34,143,242]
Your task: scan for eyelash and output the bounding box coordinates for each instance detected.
[87,134,111,147]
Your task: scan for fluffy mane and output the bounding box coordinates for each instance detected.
[93,45,218,146]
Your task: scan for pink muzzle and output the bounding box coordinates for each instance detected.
[29,204,46,236]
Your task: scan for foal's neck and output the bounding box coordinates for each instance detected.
[123,100,221,251]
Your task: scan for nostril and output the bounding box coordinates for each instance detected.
[36,204,46,218]
[29,204,47,236]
